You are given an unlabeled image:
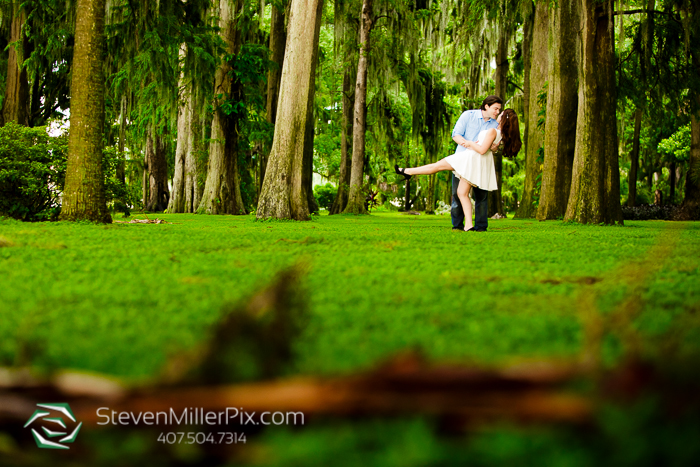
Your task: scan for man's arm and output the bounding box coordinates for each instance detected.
[453,134,470,149]
[451,112,470,146]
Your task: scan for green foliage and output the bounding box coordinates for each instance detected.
[15,0,74,126]
[313,183,336,210]
[0,122,67,221]
[658,124,691,162]
[101,146,131,215]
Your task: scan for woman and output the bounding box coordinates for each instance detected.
[395,108,521,231]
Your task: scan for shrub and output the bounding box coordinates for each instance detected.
[0,123,67,221]
[313,183,336,210]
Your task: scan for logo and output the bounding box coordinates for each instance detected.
[24,403,82,449]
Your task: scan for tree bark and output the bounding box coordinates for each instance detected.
[169,45,190,213]
[330,68,354,214]
[564,0,623,225]
[186,98,204,213]
[537,1,579,220]
[343,0,373,214]
[669,159,676,204]
[261,1,288,194]
[489,15,510,217]
[1,2,30,126]
[59,0,110,223]
[627,108,642,206]
[145,131,170,212]
[256,0,324,220]
[198,0,247,215]
[515,1,547,219]
[303,13,322,215]
[675,95,700,219]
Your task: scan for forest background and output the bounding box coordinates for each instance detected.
[0,0,699,223]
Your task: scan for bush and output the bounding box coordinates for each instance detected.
[313,183,336,210]
[0,123,67,221]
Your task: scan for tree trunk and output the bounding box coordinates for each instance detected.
[675,95,700,219]
[564,0,623,225]
[537,1,579,220]
[520,1,534,155]
[256,0,324,220]
[145,131,170,212]
[262,1,288,194]
[669,159,676,204]
[404,179,411,211]
[142,153,148,209]
[169,45,190,213]
[198,0,247,215]
[303,11,322,215]
[330,68,354,214]
[343,0,373,215]
[488,15,510,217]
[185,97,204,213]
[59,0,110,223]
[1,2,30,126]
[627,108,642,206]
[515,1,546,219]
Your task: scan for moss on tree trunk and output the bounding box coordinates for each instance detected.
[564,0,623,225]
[675,95,700,220]
[1,2,29,127]
[537,1,579,220]
[198,0,247,215]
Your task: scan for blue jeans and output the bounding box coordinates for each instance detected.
[451,173,489,231]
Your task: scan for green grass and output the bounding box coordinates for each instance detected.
[3,212,700,466]
[1,211,698,379]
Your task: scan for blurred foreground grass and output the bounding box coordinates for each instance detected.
[0,211,698,377]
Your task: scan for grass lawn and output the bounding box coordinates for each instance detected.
[2,211,700,466]
[1,211,698,379]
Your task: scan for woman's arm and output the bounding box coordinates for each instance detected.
[464,129,497,155]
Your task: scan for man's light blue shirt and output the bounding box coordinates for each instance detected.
[451,109,499,153]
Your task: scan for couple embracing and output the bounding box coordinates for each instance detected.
[396,96,522,231]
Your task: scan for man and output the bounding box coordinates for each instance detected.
[450,95,502,232]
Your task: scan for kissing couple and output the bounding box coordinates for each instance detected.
[396,96,522,231]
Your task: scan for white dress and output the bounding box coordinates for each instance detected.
[444,129,501,191]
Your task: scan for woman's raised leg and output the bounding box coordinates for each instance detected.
[457,177,474,230]
[403,158,454,176]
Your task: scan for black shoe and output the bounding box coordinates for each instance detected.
[394,165,412,181]
[465,227,476,231]
[452,227,464,232]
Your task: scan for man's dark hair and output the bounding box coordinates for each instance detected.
[480,95,503,110]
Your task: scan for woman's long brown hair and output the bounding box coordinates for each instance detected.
[500,109,522,158]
